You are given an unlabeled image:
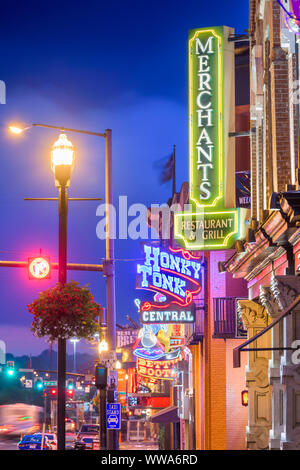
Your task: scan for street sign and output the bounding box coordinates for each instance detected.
[25,379,33,389]
[106,403,121,430]
[44,380,57,387]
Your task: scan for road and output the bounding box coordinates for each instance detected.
[0,433,75,450]
[0,436,158,451]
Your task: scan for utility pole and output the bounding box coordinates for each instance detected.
[99,388,107,449]
[105,129,117,450]
[105,129,116,352]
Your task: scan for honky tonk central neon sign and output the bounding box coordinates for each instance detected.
[136,244,202,310]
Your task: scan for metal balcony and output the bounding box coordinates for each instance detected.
[188,305,205,344]
[213,297,237,338]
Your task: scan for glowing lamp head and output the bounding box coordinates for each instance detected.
[28,256,51,280]
[9,126,24,135]
[98,339,108,354]
[241,390,248,407]
[115,360,121,370]
[51,133,75,187]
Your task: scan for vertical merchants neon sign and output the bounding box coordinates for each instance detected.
[189,28,223,207]
[174,26,246,251]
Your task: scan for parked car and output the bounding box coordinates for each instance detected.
[18,434,52,450]
[65,418,76,432]
[34,432,57,450]
[74,424,99,450]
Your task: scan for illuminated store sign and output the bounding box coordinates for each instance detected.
[277,1,300,34]
[136,244,202,310]
[175,210,239,249]
[140,306,195,324]
[133,323,183,360]
[174,26,246,250]
[189,29,222,208]
[136,356,181,381]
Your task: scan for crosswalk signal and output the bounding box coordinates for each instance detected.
[28,256,51,280]
[95,364,107,389]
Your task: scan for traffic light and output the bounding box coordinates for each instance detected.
[6,361,15,377]
[95,364,107,389]
[66,388,74,399]
[67,379,74,390]
[6,367,15,377]
[49,388,57,398]
[35,377,44,391]
[28,256,51,280]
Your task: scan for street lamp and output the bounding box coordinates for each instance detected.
[69,338,80,372]
[51,133,75,187]
[51,131,74,451]
[98,339,109,355]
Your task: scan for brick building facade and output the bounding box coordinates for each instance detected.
[224,0,300,450]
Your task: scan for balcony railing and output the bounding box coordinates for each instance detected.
[188,305,205,344]
[213,297,237,338]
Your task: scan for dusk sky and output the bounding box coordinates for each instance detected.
[0,1,248,355]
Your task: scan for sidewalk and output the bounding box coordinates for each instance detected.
[119,440,158,450]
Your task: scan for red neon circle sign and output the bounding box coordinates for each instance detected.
[28,257,51,279]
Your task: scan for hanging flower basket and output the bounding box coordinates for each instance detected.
[28,280,101,342]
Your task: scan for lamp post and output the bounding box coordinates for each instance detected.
[125,373,129,410]
[51,132,75,450]
[9,122,117,450]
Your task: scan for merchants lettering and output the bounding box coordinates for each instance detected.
[194,35,216,202]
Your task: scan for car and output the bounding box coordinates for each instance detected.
[74,424,99,450]
[17,434,52,450]
[65,418,76,432]
[34,432,57,450]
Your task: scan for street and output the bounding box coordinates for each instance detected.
[0,433,76,450]
[0,436,158,451]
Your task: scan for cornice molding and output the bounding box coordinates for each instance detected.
[237,299,268,328]
[271,275,300,311]
[259,284,282,319]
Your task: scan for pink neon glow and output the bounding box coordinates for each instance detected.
[168,246,201,261]
[160,267,201,286]
[291,0,300,18]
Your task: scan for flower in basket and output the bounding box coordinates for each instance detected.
[28,280,101,342]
